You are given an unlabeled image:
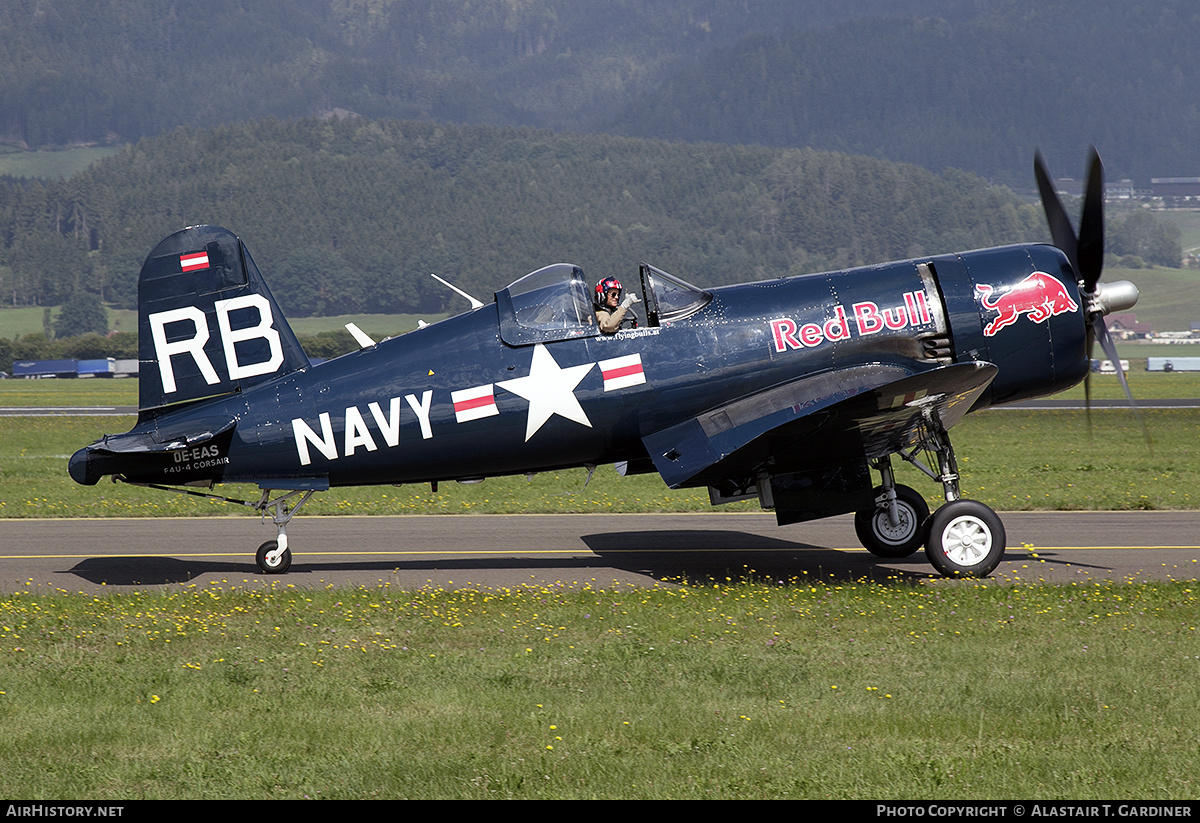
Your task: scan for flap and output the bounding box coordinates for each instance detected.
[643,362,997,489]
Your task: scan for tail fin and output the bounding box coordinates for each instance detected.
[138,225,308,411]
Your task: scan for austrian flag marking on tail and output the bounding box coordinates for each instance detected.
[179,251,209,272]
[452,384,499,423]
[599,354,646,391]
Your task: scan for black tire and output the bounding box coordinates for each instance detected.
[924,500,1006,578]
[854,484,930,558]
[255,540,292,574]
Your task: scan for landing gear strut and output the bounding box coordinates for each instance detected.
[858,424,1006,578]
[252,489,316,575]
[115,478,316,575]
[855,458,929,558]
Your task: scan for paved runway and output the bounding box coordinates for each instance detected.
[1,511,1197,593]
[0,406,137,417]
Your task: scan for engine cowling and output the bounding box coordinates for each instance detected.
[932,243,1091,408]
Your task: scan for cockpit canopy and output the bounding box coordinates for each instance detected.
[495,262,710,346]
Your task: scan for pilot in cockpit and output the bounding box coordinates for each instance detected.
[594,277,640,333]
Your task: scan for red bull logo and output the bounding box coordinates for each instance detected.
[975,272,1079,337]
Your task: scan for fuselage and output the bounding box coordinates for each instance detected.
[79,241,1087,492]
[67,152,1128,580]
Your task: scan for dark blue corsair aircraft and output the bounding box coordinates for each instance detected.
[70,150,1139,578]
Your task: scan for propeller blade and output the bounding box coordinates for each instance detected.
[1092,314,1151,450]
[1084,321,1094,435]
[1039,149,1145,447]
[1034,151,1080,275]
[1077,146,1106,292]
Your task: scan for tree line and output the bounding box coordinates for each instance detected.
[0,117,1052,313]
[6,2,1200,185]
[0,115,1181,376]
[0,0,939,148]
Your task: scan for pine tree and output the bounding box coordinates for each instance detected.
[53,291,108,339]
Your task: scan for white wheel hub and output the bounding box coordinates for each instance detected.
[937,515,992,566]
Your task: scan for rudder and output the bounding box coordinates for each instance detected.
[138,225,308,411]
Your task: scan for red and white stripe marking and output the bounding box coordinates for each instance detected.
[599,354,646,392]
[180,251,209,272]
[452,384,499,422]
[888,389,928,409]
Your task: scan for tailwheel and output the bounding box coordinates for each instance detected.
[854,484,929,558]
[256,540,292,575]
[924,500,1006,578]
[252,488,316,575]
[111,480,315,576]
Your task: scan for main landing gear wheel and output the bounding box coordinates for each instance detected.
[256,540,292,575]
[924,500,1005,578]
[854,484,930,558]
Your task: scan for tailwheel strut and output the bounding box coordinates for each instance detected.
[114,478,317,575]
[253,489,317,575]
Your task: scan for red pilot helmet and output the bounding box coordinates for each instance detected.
[595,277,623,305]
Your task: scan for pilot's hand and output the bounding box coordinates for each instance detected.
[620,293,640,309]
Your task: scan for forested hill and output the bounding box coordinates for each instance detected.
[6,1,1200,184]
[606,0,1200,184]
[0,118,1045,316]
[0,0,953,147]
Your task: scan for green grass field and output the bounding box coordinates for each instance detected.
[0,400,1195,518]
[1,357,1198,407]
[0,378,139,407]
[0,372,1197,517]
[1160,208,1200,256]
[0,145,122,180]
[0,578,1195,799]
[2,374,1198,800]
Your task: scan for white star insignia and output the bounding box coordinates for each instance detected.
[496,344,595,441]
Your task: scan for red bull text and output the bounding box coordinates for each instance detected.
[770,290,934,353]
